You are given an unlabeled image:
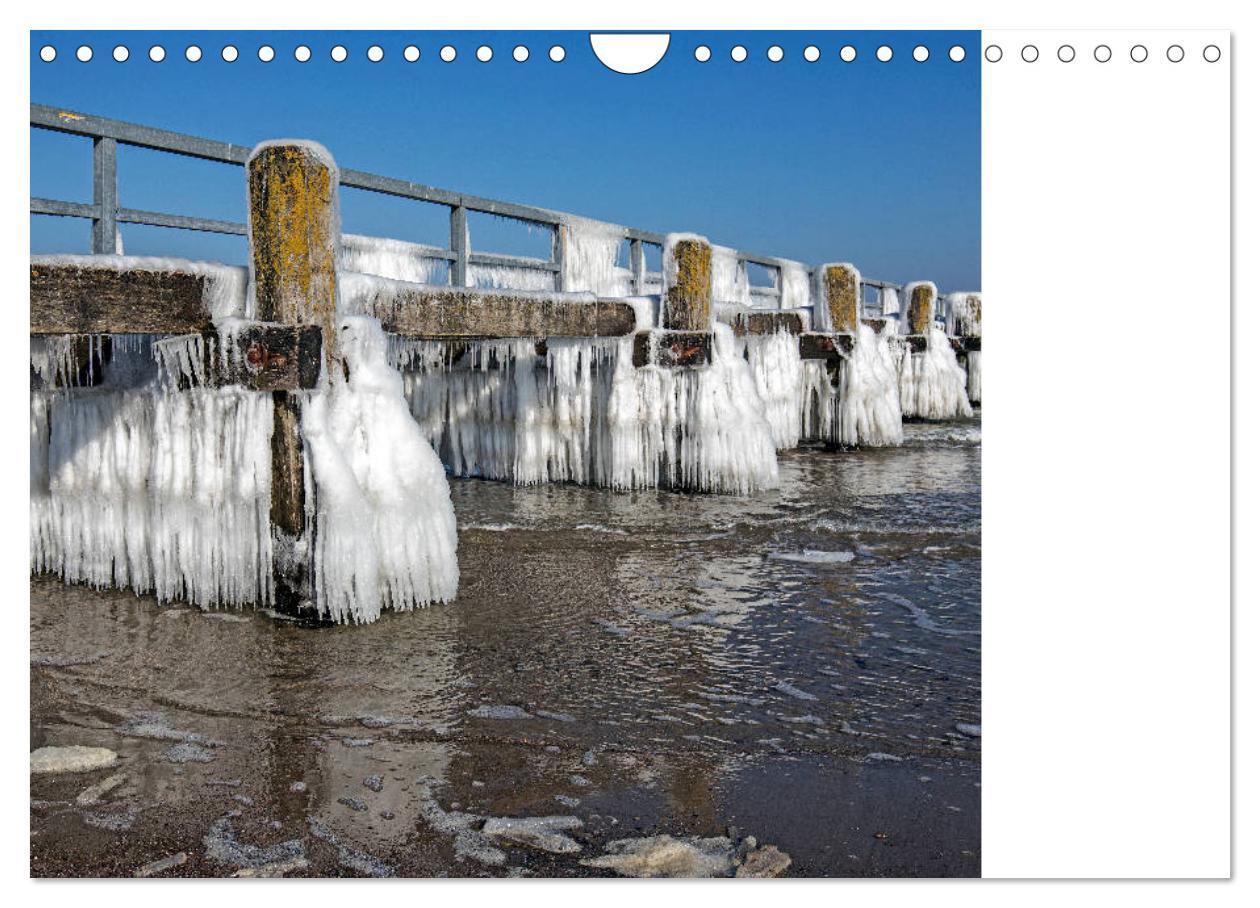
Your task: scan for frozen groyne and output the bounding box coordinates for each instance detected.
[29,106,982,622]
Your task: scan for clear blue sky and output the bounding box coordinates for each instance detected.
[30,30,980,291]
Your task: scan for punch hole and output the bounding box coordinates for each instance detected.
[983,45,1001,63]
[549,45,566,62]
[76,45,93,63]
[876,45,893,62]
[840,45,857,62]
[694,45,711,62]
[1057,45,1075,63]
[913,45,929,62]
[185,46,202,63]
[477,46,493,62]
[731,45,748,62]
[258,46,275,63]
[113,45,129,63]
[767,45,784,62]
[1094,45,1111,62]
[440,46,456,62]
[1130,45,1148,63]
[803,45,820,62]
[949,45,966,62]
[39,45,56,62]
[1203,44,1221,62]
[330,45,347,63]
[512,46,528,62]
[149,46,166,63]
[221,46,239,63]
[294,46,311,63]
[1020,45,1038,63]
[367,45,384,63]
[1166,45,1184,63]
[404,46,421,62]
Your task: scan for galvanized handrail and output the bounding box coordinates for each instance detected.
[31,102,910,306]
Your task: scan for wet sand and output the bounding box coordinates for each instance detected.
[30,420,980,878]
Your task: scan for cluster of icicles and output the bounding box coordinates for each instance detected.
[30,218,973,624]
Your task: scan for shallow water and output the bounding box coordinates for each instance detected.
[30,419,980,877]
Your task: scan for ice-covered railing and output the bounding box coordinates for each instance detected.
[29,103,925,311]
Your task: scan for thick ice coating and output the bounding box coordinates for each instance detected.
[31,347,274,608]
[302,317,459,623]
[399,323,780,493]
[897,327,974,420]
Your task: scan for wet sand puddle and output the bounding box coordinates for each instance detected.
[30,419,980,877]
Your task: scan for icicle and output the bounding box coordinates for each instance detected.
[836,323,904,446]
[30,386,274,608]
[711,246,750,306]
[742,329,805,450]
[397,324,778,494]
[559,219,631,296]
[339,233,448,285]
[898,327,974,420]
[302,316,459,623]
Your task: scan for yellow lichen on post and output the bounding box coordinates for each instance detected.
[908,284,935,334]
[247,143,339,367]
[665,238,712,331]
[822,264,860,333]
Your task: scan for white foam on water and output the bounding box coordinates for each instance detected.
[770,549,856,564]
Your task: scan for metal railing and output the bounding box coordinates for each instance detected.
[31,102,907,308]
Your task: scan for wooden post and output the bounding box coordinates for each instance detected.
[247,141,339,617]
[664,236,712,331]
[818,263,861,333]
[907,282,936,335]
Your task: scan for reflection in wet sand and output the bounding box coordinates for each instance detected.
[31,419,980,877]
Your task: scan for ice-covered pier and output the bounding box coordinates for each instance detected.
[29,104,981,623]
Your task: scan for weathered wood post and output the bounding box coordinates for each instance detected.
[951,293,982,404]
[816,262,861,333]
[905,281,937,335]
[663,235,712,331]
[247,141,339,616]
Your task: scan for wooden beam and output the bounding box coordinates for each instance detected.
[799,332,854,362]
[632,331,711,368]
[722,310,805,337]
[30,325,322,392]
[30,263,214,335]
[165,325,324,391]
[359,285,638,339]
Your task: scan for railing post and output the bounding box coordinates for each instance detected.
[663,235,712,331]
[247,141,339,617]
[816,263,861,333]
[91,137,117,254]
[450,204,469,288]
[629,238,645,295]
[552,221,568,292]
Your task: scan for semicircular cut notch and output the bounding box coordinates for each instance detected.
[589,33,671,74]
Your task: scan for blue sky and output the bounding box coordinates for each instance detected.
[30,30,980,291]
